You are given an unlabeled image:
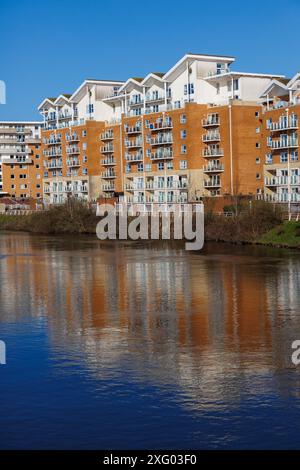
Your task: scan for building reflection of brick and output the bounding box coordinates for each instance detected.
[1,233,300,404]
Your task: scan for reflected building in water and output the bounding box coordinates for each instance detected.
[1,233,300,406]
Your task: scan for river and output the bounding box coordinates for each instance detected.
[0,232,300,449]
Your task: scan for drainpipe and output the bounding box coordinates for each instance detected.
[286,108,291,217]
[229,104,233,195]
[187,60,190,103]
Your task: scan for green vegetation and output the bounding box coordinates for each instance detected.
[259,221,300,248]
[205,200,283,243]
[0,199,98,234]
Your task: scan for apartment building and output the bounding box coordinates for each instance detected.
[38,53,297,206]
[259,74,300,207]
[38,81,124,204]
[0,121,42,199]
[99,54,282,204]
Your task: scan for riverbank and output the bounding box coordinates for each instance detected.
[0,199,299,249]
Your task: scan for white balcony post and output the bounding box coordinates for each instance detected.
[164,82,167,108]
[56,106,59,129]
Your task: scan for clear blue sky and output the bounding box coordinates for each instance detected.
[0,0,299,121]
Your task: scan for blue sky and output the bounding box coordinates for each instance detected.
[0,0,299,121]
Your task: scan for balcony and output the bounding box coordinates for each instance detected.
[44,186,50,194]
[101,157,116,166]
[204,178,221,188]
[44,136,61,145]
[101,144,114,153]
[101,171,116,179]
[202,132,221,142]
[203,163,224,173]
[66,133,79,142]
[102,183,115,191]
[58,112,72,120]
[125,152,143,162]
[46,160,63,169]
[202,115,220,127]
[145,181,188,190]
[0,146,31,155]
[265,175,300,186]
[150,149,173,160]
[125,139,143,149]
[149,121,173,131]
[203,147,224,157]
[45,115,56,122]
[145,93,165,103]
[129,97,143,107]
[73,185,88,193]
[44,148,62,157]
[125,124,142,134]
[1,157,33,165]
[268,138,298,150]
[267,118,298,132]
[66,146,80,155]
[100,130,114,141]
[150,134,173,145]
[67,159,80,167]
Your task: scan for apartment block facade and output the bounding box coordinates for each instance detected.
[259,75,300,205]
[0,122,42,199]
[27,54,299,208]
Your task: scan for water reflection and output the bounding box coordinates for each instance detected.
[1,233,300,447]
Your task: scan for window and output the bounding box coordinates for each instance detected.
[83,156,88,163]
[145,164,152,172]
[256,173,261,180]
[233,79,239,90]
[86,104,94,114]
[256,127,260,134]
[157,162,164,171]
[266,154,273,164]
[280,152,288,163]
[82,130,87,137]
[255,111,260,118]
[35,154,40,159]
[256,143,260,148]
[145,120,150,128]
[181,144,187,154]
[82,142,87,150]
[137,163,144,172]
[180,114,187,124]
[36,164,40,169]
[184,83,194,95]
[291,150,298,162]
[256,157,260,164]
[36,184,41,189]
[174,101,181,109]
[82,168,88,175]
[125,164,131,173]
[180,160,187,170]
[180,130,187,139]
[167,161,173,170]
[20,184,28,189]
[36,174,41,179]
[11,184,15,189]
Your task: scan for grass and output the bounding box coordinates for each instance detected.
[259,221,300,248]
